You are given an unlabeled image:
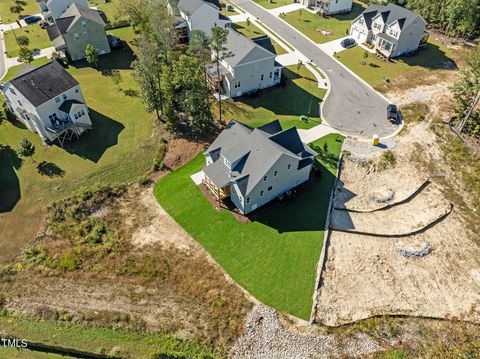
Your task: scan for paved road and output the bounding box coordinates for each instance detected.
[230,0,399,139]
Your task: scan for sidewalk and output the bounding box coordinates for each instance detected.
[4,46,55,69]
[298,123,339,144]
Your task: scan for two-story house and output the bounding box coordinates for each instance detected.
[1,61,92,145]
[208,29,282,98]
[350,3,428,58]
[37,0,89,22]
[170,0,230,38]
[46,3,110,61]
[301,0,353,15]
[202,120,317,215]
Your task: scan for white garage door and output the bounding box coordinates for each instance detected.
[352,28,367,43]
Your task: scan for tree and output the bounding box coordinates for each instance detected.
[210,26,233,123]
[18,46,33,64]
[85,44,99,67]
[110,70,122,91]
[189,30,211,118]
[246,17,251,27]
[362,50,369,65]
[16,36,29,47]
[17,138,35,163]
[10,4,23,18]
[451,46,480,134]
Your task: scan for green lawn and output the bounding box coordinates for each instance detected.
[0,49,157,263]
[0,0,40,24]
[232,22,288,55]
[3,24,51,58]
[220,64,327,130]
[336,37,456,88]
[154,134,344,320]
[253,0,294,9]
[282,1,366,44]
[0,314,216,359]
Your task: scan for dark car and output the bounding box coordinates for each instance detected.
[387,104,399,123]
[23,15,42,24]
[340,38,356,49]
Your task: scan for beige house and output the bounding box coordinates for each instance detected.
[46,3,110,61]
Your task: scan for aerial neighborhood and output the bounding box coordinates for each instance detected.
[0,0,479,357]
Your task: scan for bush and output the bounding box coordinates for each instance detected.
[58,252,78,271]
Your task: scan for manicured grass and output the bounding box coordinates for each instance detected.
[2,56,49,82]
[0,314,216,358]
[3,24,51,57]
[232,22,287,55]
[219,64,327,130]
[107,26,138,45]
[154,134,344,319]
[253,0,293,9]
[336,37,456,88]
[282,2,366,44]
[0,0,39,24]
[90,0,129,23]
[0,50,157,263]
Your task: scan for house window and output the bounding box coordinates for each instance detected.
[9,88,16,95]
[263,175,267,181]
[83,32,87,38]
[287,164,291,170]
[74,33,79,39]
[268,186,272,191]
[359,18,364,25]
[81,109,85,116]
[55,97,60,103]
[246,197,250,203]
[62,94,67,100]
[274,170,278,176]
[24,113,30,120]
[261,74,264,81]
[48,113,58,124]
[17,100,22,106]
[74,113,79,119]
[224,158,231,169]
[81,21,87,27]
[269,72,272,78]
[234,81,241,88]
[75,87,79,93]
[260,190,264,196]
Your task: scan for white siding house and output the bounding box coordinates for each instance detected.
[302,0,353,15]
[1,61,92,145]
[350,3,428,58]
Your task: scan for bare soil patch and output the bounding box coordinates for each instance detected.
[315,123,480,326]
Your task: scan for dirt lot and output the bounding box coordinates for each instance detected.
[315,100,480,326]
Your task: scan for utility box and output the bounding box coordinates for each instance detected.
[372,134,379,145]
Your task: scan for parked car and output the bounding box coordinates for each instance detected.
[387,104,399,123]
[23,15,42,24]
[340,38,356,49]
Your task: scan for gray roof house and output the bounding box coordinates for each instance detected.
[301,0,353,15]
[168,0,230,38]
[36,0,89,22]
[209,29,282,98]
[350,3,428,58]
[202,120,317,214]
[46,3,111,61]
[1,61,92,145]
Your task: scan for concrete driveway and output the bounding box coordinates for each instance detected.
[317,36,352,56]
[229,0,399,139]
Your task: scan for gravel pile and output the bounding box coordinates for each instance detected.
[230,306,380,359]
[346,154,371,167]
[396,242,432,258]
[369,189,395,203]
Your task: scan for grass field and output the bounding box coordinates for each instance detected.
[154,134,344,319]
[282,1,366,44]
[253,0,293,9]
[336,37,456,88]
[0,48,157,264]
[3,24,51,58]
[0,314,216,358]
[232,22,288,55]
[220,64,327,130]
[0,0,39,24]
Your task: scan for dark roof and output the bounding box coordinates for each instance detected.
[59,99,83,113]
[9,61,79,107]
[225,29,276,67]
[56,16,75,34]
[358,3,425,30]
[46,23,61,40]
[203,120,317,195]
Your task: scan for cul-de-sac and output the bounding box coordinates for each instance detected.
[0,0,479,357]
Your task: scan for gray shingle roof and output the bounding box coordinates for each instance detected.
[358,3,425,30]
[59,99,83,113]
[225,29,275,67]
[57,3,105,33]
[9,61,79,107]
[203,120,316,195]
[177,0,218,15]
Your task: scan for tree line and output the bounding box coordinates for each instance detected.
[366,0,480,38]
[120,0,232,136]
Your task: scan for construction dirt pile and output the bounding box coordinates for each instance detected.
[315,122,480,326]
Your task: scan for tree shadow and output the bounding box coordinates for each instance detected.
[70,43,136,71]
[0,145,22,213]
[60,109,125,163]
[333,2,366,21]
[36,161,65,177]
[236,67,323,118]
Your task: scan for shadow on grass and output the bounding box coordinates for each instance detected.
[398,42,457,70]
[334,2,366,21]
[36,161,65,177]
[0,145,22,213]
[70,44,135,71]
[61,109,124,163]
[236,68,323,119]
